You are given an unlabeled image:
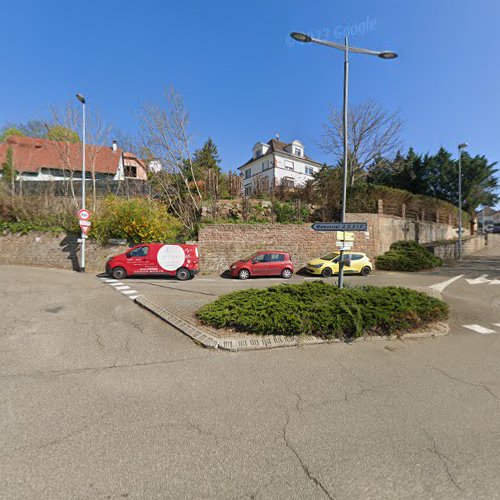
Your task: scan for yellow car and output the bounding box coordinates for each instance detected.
[306,252,373,278]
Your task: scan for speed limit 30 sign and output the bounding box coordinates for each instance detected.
[77,209,92,221]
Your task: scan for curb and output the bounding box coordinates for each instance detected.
[135,296,450,352]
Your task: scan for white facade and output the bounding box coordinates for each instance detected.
[238,139,322,196]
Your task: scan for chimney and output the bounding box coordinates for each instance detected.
[112,140,118,152]
[276,133,280,140]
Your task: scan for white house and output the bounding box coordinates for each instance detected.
[237,138,323,196]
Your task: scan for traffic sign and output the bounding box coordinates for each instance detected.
[79,219,91,236]
[77,209,92,221]
[336,231,354,241]
[312,222,367,232]
[336,241,353,248]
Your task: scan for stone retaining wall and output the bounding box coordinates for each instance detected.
[0,232,125,274]
[198,214,471,274]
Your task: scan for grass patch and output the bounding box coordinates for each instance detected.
[376,240,442,272]
[196,281,448,339]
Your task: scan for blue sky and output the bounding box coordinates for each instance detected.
[1,0,499,172]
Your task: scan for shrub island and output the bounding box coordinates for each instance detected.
[376,240,442,272]
[196,281,448,339]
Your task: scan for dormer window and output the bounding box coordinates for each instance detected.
[294,148,302,157]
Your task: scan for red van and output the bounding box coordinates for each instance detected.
[229,251,294,279]
[106,243,199,281]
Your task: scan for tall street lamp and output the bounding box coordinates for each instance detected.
[76,93,86,272]
[457,142,468,260]
[290,32,397,288]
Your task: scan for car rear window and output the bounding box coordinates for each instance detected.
[271,253,285,262]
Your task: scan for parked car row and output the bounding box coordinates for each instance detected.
[105,244,373,281]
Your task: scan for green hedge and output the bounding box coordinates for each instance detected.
[196,281,448,339]
[376,241,442,272]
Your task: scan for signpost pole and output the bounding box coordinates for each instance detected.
[338,37,349,290]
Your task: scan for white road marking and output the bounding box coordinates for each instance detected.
[109,282,124,286]
[115,286,130,290]
[489,279,500,285]
[493,323,500,328]
[463,324,497,335]
[128,295,140,300]
[121,290,137,295]
[101,278,115,282]
[429,275,464,292]
[466,274,491,285]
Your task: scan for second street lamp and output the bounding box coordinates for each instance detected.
[457,142,468,260]
[290,32,397,288]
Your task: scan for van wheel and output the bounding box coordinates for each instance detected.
[176,267,190,281]
[112,267,127,280]
[281,268,292,279]
[238,269,250,280]
[321,267,333,278]
[361,266,371,276]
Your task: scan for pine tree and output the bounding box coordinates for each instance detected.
[191,138,222,198]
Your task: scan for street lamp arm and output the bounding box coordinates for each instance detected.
[308,36,388,57]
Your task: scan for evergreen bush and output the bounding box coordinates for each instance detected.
[196,281,448,339]
[376,240,442,271]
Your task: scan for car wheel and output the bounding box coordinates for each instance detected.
[112,267,127,280]
[361,266,371,276]
[238,269,250,280]
[281,268,292,279]
[176,267,190,281]
[321,267,333,278]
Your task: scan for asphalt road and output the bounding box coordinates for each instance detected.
[2,241,500,499]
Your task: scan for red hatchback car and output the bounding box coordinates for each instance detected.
[229,251,294,280]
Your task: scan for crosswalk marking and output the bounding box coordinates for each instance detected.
[121,290,137,295]
[128,295,140,300]
[115,286,130,290]
[109,282,124,286]
[463,324,496,335]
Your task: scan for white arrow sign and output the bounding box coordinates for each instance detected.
[466,274,492,285]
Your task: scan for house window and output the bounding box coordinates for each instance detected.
[262,160,270,171]
[283,177,294,188]
[305,166,314,176]
[284,160,294,170]
[124,165,137,178]
[294,148,302,157]
[244,185,252,196]
[245,168,251,179]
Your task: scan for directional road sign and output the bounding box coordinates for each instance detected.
[312,222,367,232]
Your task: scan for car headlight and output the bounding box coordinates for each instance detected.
[308,264,323,269]
[230,264,236,269]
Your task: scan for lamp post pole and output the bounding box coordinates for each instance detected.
[457,143,468,260]
[338,37,349,289]
[289,32,397,288]
[76,93,86,272]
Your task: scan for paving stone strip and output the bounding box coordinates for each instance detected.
[135,294,449,352]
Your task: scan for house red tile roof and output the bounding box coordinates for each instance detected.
[0,135,123,175]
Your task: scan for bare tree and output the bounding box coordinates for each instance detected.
[321,99,403,186]
[138,87,202,231]
[51,104,112,210]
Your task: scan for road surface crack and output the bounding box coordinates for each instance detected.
[422,429,463,493]
[281,396,335,499]
[432,366,500,402]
